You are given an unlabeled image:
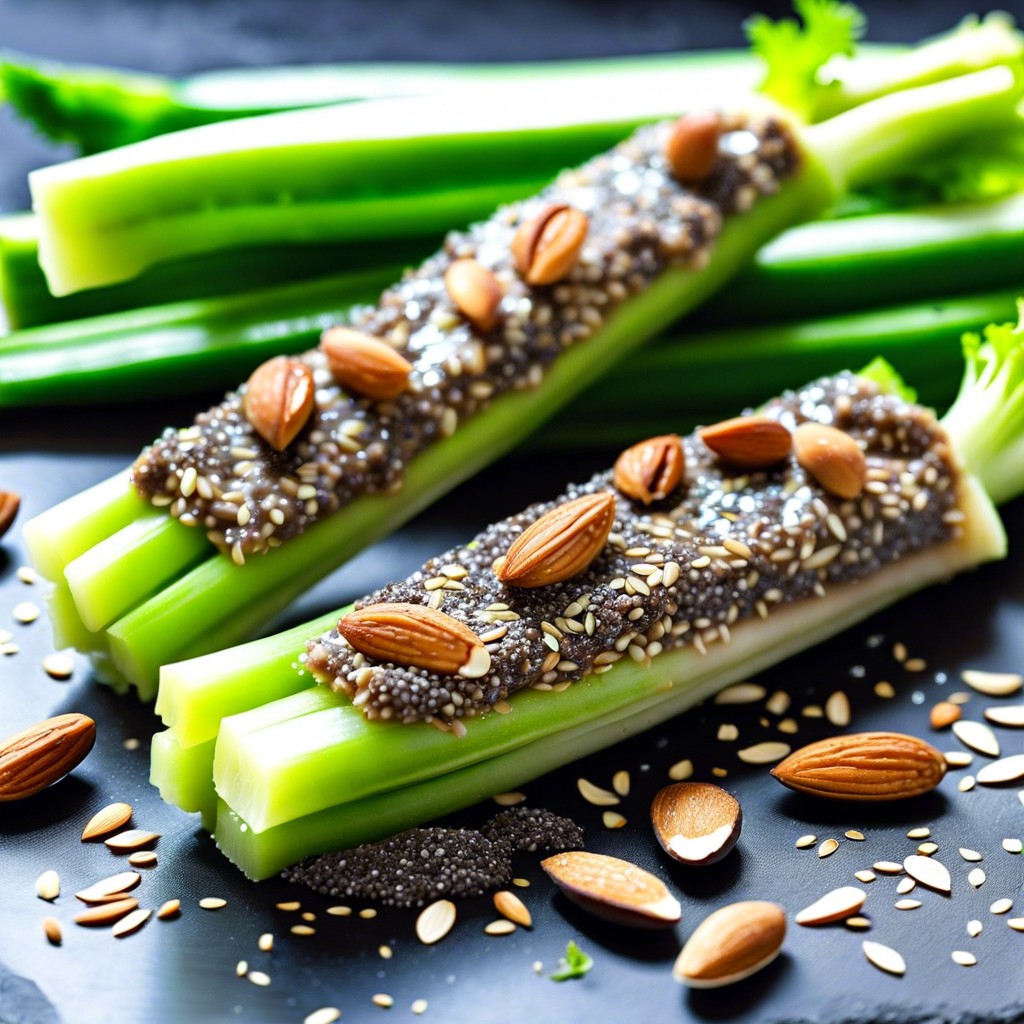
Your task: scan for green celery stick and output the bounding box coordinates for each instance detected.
[149,732,217,818]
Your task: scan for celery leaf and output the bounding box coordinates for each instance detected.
[550,940,593,981]
[858,357,916,403]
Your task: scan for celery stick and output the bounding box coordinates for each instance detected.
[47,584,104,654]
[149,732,217,818]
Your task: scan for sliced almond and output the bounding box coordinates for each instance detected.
[951,950,977,967]
[991,898,1013,915]
[873,861,904,875]
[415,899,456,945]
[737,741,790,765]
[613,434,684,505]
[673,901,785,988]
[337,602,490,679]
[156,899,181,920]
[128,851,158,868]
[112,907,152,938]
[0,491,20,539]
[511,203,588,286]
[770,732,945,801]
[104,829,159,852]
[42,916,61,945]
[75,897,139,926]
[483,919,516,936]
[497,492,615,588]
[243,355,315,451]
[663,111,722,183]
[35,870,60,902]
[793,422,866,499]
[983,705,1024,728]
[903,854,951,894]
[825,691,851,728]
[82,801,133,841]
[541,851,680,928]
[650,782,741,866]
[577,777,620,806]
[493,891,532,928]
[75,872,141,903]
[862,940,905,976]
[930,702,962,730]
[795,886,866,926]
[961,669,1023,697]
[959,848,983,862]
[444,258,503,332]
[895,899,922,911]
[199,897,227,910]
[896,878,916,895]
[699,414,791,469]
[0,713,96,802]
[952,720,1000,758]
[818,838,839,858]
[976,754,1024,784]
[715,683,767,705]
[854,870,876,883]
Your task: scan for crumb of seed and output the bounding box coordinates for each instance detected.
[123,738,141,751]
[379,944,393,959]
[411,999,428,1015]
[235,960,248,977]
[248,970,271,987]
[372,994,394,1008]
[276,901,301,912]
[359,909,377,920]
[13,601,39,624]
[875,682,895,699]
[42,653,75,680]
[17,566,38,585]
[258,933,273,952]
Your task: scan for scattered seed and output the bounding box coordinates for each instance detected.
[248,971,271,987]
[494,890,532,928]
[951,950,977,967]
[874,682,895,699]
[825,691,851,727]
[845,916,871,930]
[36,870,60,902]
[715,683,766,705]
[737,741,790,764]
[82,803,133,841]
[818,839,839,859]
[863,940,906,976]
[967,920,983,937]
[903,855,950,893]
[893,643,907,663]
[416,899,456,945]
[127,851,157,868]
[845,830,865,842]
[802,705,823,719]
[854,871,877,884]
[199,897,227,911]
[961,669,1023,697]
[958,776,976,792]
[990,898,1013,915]
[976,754,1024,785]
[156,900,180,920]
[766,691,791,715]
[984,706,1024,728]
[930,702,962,729]
[602,811,627,829]
[896,878,916,895]
[378,944,392,959]
[276,901,301,912]
[668,759,693,781]
[904,658,927,673]
[796,835,818,849]
[372,994,394,1008]
[42,653,75,680]
[493,791,526,806]
[326,905,351,916]
[13,601,40,623]
[1003,838,1023,854]
[112,908,152,938]
[895,899,922,911]
[291,925,316,936]
[959,848,983,862]
[778,718,799,734]
[951,720,1000,758]
[918,842,938,856]
[42,917,62,945]
[258,933,274,952]
[75,898,138,926]
[122,738,141,751]
[612,770,630,797]
[104,830,159,852]
[577,778,620,806]
[717,723,739,742]
[236,960,248,978]
[513,878,530,888]
[945,751,974,768]
[948,692,972,705]
[873,862,904,875]
[304,1009,342,1024]
[969,868,987,888]
[359,909,377,919]
[906,827,931,840]
[75,872,141,903]
[411,999,428,1015]
[795,886,866,926]
[1007,918,1024,931]
[484,919,517,936]
[17,566,38,584]
[301,912,315,921]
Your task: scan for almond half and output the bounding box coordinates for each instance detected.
[650,782,741,866]
[511,204,589,286]
[82,801,133,841]
[673,901,786,987]
[497,492,614,588]
[243,355,315,451]
[337,602,491,679]
[0,491,20,540]
[541,851,680,928]
[0,713,95,801]
[614,434,684,505]
[320,327,412,401]
[793,422,866,499]
[444,258,503,332]
[770,732,946,801]
[795,886,867,926]
[699,415,791,469]
[664,111,722,183]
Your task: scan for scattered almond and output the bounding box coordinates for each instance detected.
[983,705,1024,728]
[716,683,768,705]
[951,720,1000,758]
[444,258,503,332]
[699,414,791,469]
[75,897,139,926]
[112,908,152,938]
[156,900,181,920]
[577,777,620,806]
[673,901,785,988]
[497,492,615,588]
[82,802,133,841]
[42,916,61,945]
[75,872,141,903]
[930,702,962,729]
[770,732,945,801]
[664,111,722,183]
[483,919,516,936]
[795,886,866,926]
[41,653,75,680]
[737,741,791,765]
[0,491,19,538]
[613,434,684,505]
[903,854,951,894]
[416,899,456,945]
[961,669,1023,697]
[199,897,227,911]
[0,713,96,801]
[494,890,532,928]
[818,839,839,858]
[793,422,866,499]
[650,782,741,866]
[338,602,491,679]
[243,355,315,451]
[128,851,158,868]
[862,939,905,976]
[991,898,1013,915]
[104,829,159,852]
[541,850,680,928]
[511,203,588,285]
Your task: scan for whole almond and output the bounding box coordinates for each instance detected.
[42,917,62,945]
[541,850,680,928]
[243,356,315,451]
[793,422,866,499]
[444,258,503,332]
[0,713,95,801]
[82,801,133,841]
[338,602,491,679]
[699,415,791,469]
[497,492,614,588]
[673,901,786,987]
[930,702,962,730]
[320,327,412,401]
[511,204,589,286]
[493,890,532,928]
[664,111,722,183]
[771,731,946,801]
[0,491,20,539]
[614,434,684,505]
[650,782,742,866]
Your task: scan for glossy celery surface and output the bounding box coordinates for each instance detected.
[149,732,217,817]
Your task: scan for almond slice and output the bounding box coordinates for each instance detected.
[961,669,1023,697]
[112,907,152,938]
[903,854,951,894]
[75,871,141,903]
[862,940,906,976]
[415,899,456,945]
[983,706,1024,728]
[650,782,741,866]
[673,901,785,988]
[493,891,532,928]
[951,720,1000,758]
[795,886,867,926]
[737,741,791,765]
[75,897,139,926]
[82,801,133,841]
[976,754,1024,785]
[930,702,962,729]
[714,683,768,705]
[104,829,160,852]
[541,851,680,928]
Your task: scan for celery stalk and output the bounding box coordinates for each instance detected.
[149,732,217,818]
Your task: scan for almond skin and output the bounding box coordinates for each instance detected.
[930,701,962,730]
[338,602,491,679]
[650,782,741,866]
[496,492,615,588]
[511,204,589,286]
[664,111,722,183]
[541,850,681,929]
[771,731,946,801]
[674,901,786,987]
[243,355,315,451]
[793,422,867,499]
[320,327,412,401]
[82,802,133,841]
[444,258,503,332]
[0,491,20,540]
[699,415,791,469]
[0,713,95,801]
[614,434,684,505]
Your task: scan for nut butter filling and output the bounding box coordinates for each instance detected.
[307,374,962,727]
[132,111,799,562]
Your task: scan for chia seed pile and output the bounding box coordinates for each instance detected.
[281,806,583,907]
[131,111,798,563]
[308,375,962,726]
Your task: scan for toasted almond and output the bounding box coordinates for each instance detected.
[793,422,866,499]
[416,899,456,944]
[930,702,962,729]
[818,838,839,858]
[795,886,866,926]
[494,890,532,928]
[444,258,503,332]
[42,916,62,945]
[673,901,785,988]
[770,732,946,801]
[36,870,60,902]
[75,872,141,903]
[541,850,680,928]
[320,327,411,401]
[952,720,1000,758]
[497,492,615,588]
[82,802,133,841]
[104,829,159,852]
[961,669,1023,697]
[156,899,181,920]
[664,111,721,183]
[737,741,791,765]
[243,355,315,451]
[0,491,19,539]
[613,434,684,505]
[862,940,905,976]
[650,782,741,866]
[511,203,588,285]
[199,897,227,911]
[75,897,139,926]
[903,854,951,893]
[699,414,791,469]
[128,850,158,868]
[0,713,96,802]
[825,691,851,728]
[112,907,151,938]
[983,705,1024,728]
[577,777,620,806]
[338,602,490,678]
[484,919,516,936]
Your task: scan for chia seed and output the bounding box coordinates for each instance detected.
[307,374,960,725]
[131,112,799,559]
